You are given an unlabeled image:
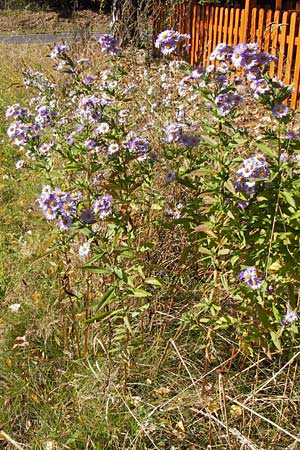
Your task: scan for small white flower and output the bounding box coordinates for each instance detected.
[78,242,91,258]
[9,303,21,312]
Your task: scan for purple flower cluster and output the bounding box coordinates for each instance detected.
[211,42,275,69]
[37,186,81,230]
[127,136,151,161]
[215,92,243,116]
[23,69,55,91]
[240,266,262,290]
[6,103,30,120]
[155,29,190,55]
[234,154,269,199]
[35,105,57,128]
[93,194,113,219]
[163,123,199,147]
[98,34,122,56]
[78,95,106,122]
[49,43,70,60]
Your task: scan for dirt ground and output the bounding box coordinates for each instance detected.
[0,9,110,34]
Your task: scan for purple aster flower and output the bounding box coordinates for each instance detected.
[81,209,95,224]
[85,138,96,149]
[191,66,206,79]
[245,66,260,81]
[83,75,97,85]
[38,142,53,155]
[166,171,176,182]
[286,130,297,139]
[163,123,185,144]
[280,310,298,326]
[252,78,270,96]
[280,152,289,162]
[240,266,262,290]
[98,34,122,56]
[272,104,289,119]
[93,194,113,219]
[57,216,73,231]
[155,29,190,55]
[178,134,200,147]
[49,42,70,59]
[128,137,150,161]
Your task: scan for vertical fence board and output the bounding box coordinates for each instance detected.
[190,4,197,66]
[223,7,229,43]
[202,6,210,64]
[250,8,258,41]
[290,21,300,108]
[212,7,220,50]
[196,5,202,64]
[218,7,224,43]
[257,8,265,50]
[233,8,240,45]
[207,5,214,56]
[264,9,274,52]
[284,12,297,85]
[270,10,281,77]
[239,9,245,42]
[198,5,205,59]
[228,7,234,44]
[278,11,289,80]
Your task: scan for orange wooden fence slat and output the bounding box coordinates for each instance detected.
[264,9,273,52]
[207,5,214,56]
[270,10,281,77]
[195,5,201,64]
[257,8,265,50]
[284,12,297,85]
[198,5,205,58]
[233,8,240,45]
[190,4,197,66]
[239,8,245,42]
[223,7,229,43]
[218,7,224,43]
[278,11,289,80]
[228,7,234,45]
[213,7,220,50]
[250,7,258,41]
[290,19,300,108]
[202,6,210,64]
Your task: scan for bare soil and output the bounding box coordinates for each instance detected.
[0,9,110,34]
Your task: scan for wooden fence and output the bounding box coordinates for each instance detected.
[153,1,300,109]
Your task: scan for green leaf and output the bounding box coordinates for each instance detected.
[218,248,230,256]
[82,266,113,275]
[198,246,211,255]
[256,142,277,159]
[270,330,282,351]
[281,190,296,208]
[144,277,162,287]
[128,288,152,298]
[84,309,122,324]
[89,287,116,310]
[123,315,133,334]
